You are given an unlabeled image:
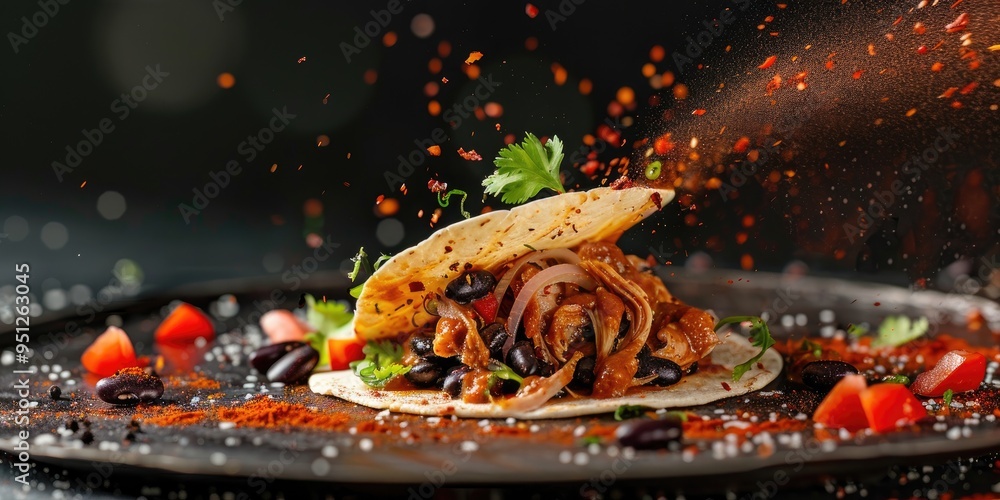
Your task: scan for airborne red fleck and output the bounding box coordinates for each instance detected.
[758,55,777,69]
[426,145,442,156]
[945,12,969,33]
[692,109,707,116]
[465,51,484,65]
[525,3,538,18]
[653,134,674,155]
[733,137,751,153]
[457,148,482,161]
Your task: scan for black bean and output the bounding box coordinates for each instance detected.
[571,355,596,389]
[444,271,497,304]
[409,334,435,357]
[95,369,164,406]
[687,362,699,375]
[636,347,683,387]
[442,365,471,398]
[615,416,684,450]
[405,360,444,387]
[506,341,540,378]
[249,341,307,373]
[49,385,61,400]
[66,419,79,433]
[480,323,509,360]
[81,430,94,445]
[266,345,319,384]
[802,360,860,392]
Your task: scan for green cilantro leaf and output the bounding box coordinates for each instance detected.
[302,294,355,367]
[942,388,954,408]
[715,316,776,382]
[872,315,929,348]
[614,404,649,421]
[349,340,411,388]
[483,132,566,204]
[881,374,911,385]
[580,435,602,445]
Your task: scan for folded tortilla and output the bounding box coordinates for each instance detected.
[310,333,781,419]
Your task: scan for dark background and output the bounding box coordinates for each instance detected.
[1,0,997,327]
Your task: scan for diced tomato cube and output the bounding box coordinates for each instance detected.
[328,335,367,371]
[812,374,869,432]
[154,302,215,345]
[471,294,499,323]
[859,383,927,433]
[910,350,986,397]
[81,326,140,377]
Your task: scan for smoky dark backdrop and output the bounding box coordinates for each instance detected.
[1,0,997,325]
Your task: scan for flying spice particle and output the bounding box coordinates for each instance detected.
[297,56,306,64]
[758,55,778,69]
[457,148,482,161]
[427,145,442,156]
[465,51,483,65]
[525,3,538,18]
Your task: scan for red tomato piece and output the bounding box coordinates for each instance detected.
[154,302,215,345]
[910,350,986,397]
[471,294,499,323]
[859,383,927,433]
[328,336,367,371]
[81,326,140,377]
[812,374,869,431]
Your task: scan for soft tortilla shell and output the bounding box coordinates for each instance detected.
[309,333,781,419]
[354,187,674,340]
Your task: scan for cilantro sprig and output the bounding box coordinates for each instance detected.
[483,132,566,204]
[302,294,354,367]
[348,247,391,298]
[349,340,411,388]
[942,388,954,408]
[715,316,776,382]
[614,404,650,421]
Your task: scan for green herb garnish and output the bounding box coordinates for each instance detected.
[614,404,649,421]
[437,189,471,219]
[871,315,929,348]
[942,388,954,408]
[349,340,411,388]
[581,435,602,445]
[881,374,911,385]
[800,338,823,358]
[715,316,776,382]
[488,360,525,387]
[347,247,391,298]
[663,410,689,422]
[483,132,566,204]
[847,323,868,337]
[302,294,355,367]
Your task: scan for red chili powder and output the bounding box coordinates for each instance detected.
[215,396,350,430]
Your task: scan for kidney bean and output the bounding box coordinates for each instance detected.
[249,341,307,373]
[615,417,683,450]
[802,360,860,392]
[96,368,164,406]
[265,345,319,383]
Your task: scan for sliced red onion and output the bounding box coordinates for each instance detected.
[504,263,597,342]
[493,248,581,303]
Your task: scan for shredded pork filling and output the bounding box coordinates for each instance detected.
[426,241,721,409]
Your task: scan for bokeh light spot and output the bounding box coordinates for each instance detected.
[3,216,29,242]
[40,222,68,250]
[376,218,405,246]
[97,191,127,220]
[411,14,434,38]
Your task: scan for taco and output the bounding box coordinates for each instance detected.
[309,186,781,418]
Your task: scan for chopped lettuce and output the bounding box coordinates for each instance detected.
[871,315,929,348]
[302,294,354,367]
